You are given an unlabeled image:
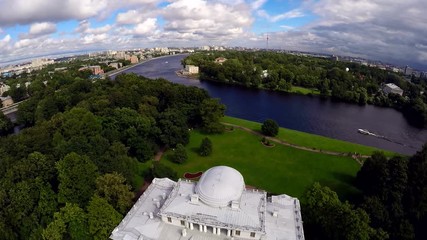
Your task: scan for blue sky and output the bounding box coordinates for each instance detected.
[0,0,426,70]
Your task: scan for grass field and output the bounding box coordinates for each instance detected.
[289,86,320,95]
[161,127,363,201]
[222,116,397,157]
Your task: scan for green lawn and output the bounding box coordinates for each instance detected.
[161,128,361,200]
[290,86,320,95]
[222,116,397,157]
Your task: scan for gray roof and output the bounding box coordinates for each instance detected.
[111,166,305,240]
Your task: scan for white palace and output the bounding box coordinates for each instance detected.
[110,166,305,240]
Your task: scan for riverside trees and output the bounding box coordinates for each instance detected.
[0,72,225,239]
[304,145,427,240]
[184,51,427,127]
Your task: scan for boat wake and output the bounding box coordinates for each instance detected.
[357,129,417,150]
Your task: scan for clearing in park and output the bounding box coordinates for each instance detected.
[160,116,397,199]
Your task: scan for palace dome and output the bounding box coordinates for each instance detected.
[195,166,245,207]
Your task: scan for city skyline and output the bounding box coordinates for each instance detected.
[1,0,426,70]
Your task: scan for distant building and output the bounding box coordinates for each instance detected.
[404,66,413,76]
[79,66,104,75]
[214,57,227,64]
[383,83,404,96]
[200,46,210,51]
[0,96,13,108]
[110,166,304,240]
[185,65,199,74]
[108,62,123,69]
[130,55,139,64]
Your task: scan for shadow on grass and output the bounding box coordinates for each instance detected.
[190,147,200,154]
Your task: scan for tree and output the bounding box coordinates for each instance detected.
[356,151,389,197]
[95,173,134,214]
[42,203,90,240]
[199,137,212,156]
[56,152,98,206]
[157,109,189,147]
[170,144,187,163]
[199,98,225,133]
[304,182,379,240]
[87,195,122,240]
[151,162,178,180]
[261,119,279,137]
[0,111,14,136]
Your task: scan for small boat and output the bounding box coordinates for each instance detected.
[358,129,371,135]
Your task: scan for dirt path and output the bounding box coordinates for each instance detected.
[154,146,167,161]
[222,122,368,165]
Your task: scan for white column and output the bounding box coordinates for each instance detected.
[199,224,203,232]
[227,229,231,237]
[189,222,194,230]
[204,225,207,233]
[217,228,221,235]
[213,227,216,235]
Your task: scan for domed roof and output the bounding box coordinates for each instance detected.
[195,166,245,207]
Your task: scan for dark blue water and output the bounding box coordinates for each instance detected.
[114,54,427,155]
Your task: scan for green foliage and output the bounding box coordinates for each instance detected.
[261,119,279,137]
[42,203,90,240]
[157,109,189,147]
[199,137,212,156]
[87,195,122,240]
[56,152,98,206]
[151,161,178,180]
[303,182,379,240]
[95,172,134,214]
[185,51,427,127]
[170,144,187,163]
[0,111,14,136]
[356,145,427,239]
[199,98,226,133]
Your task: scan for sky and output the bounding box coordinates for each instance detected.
[0,0,426,70]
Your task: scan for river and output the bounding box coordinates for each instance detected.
[116,54,426,155]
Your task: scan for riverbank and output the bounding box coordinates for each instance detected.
[158,116,375,200]
[222,116,397,157]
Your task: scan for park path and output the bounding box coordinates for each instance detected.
[221,122,369,165]
[154,146,167,161]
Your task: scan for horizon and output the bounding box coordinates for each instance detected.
[1,0,426,70]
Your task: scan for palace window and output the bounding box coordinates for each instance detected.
[181,220,185,226]
[235,230,241,236]
[167,217,172,223]
[251,232,256,237]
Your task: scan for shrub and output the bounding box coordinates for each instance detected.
[261,119,279,137]
[199,137,212,156]
[170,144,187,163]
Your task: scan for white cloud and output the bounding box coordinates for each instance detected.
[27,22,57,37]
[86,24,112,34]
[117,10,147,25]
[133,18,158,36]
[0,35,11,52]
[75,20,90,33]
[251,0,267,10]
[0,0,163,27]
[162,0,252,40]
[257,9,305,22]
[82,33,109,44]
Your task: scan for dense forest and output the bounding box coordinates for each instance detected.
[303,145,427,240]
[184,51,427,127]
[0,70,225,239]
